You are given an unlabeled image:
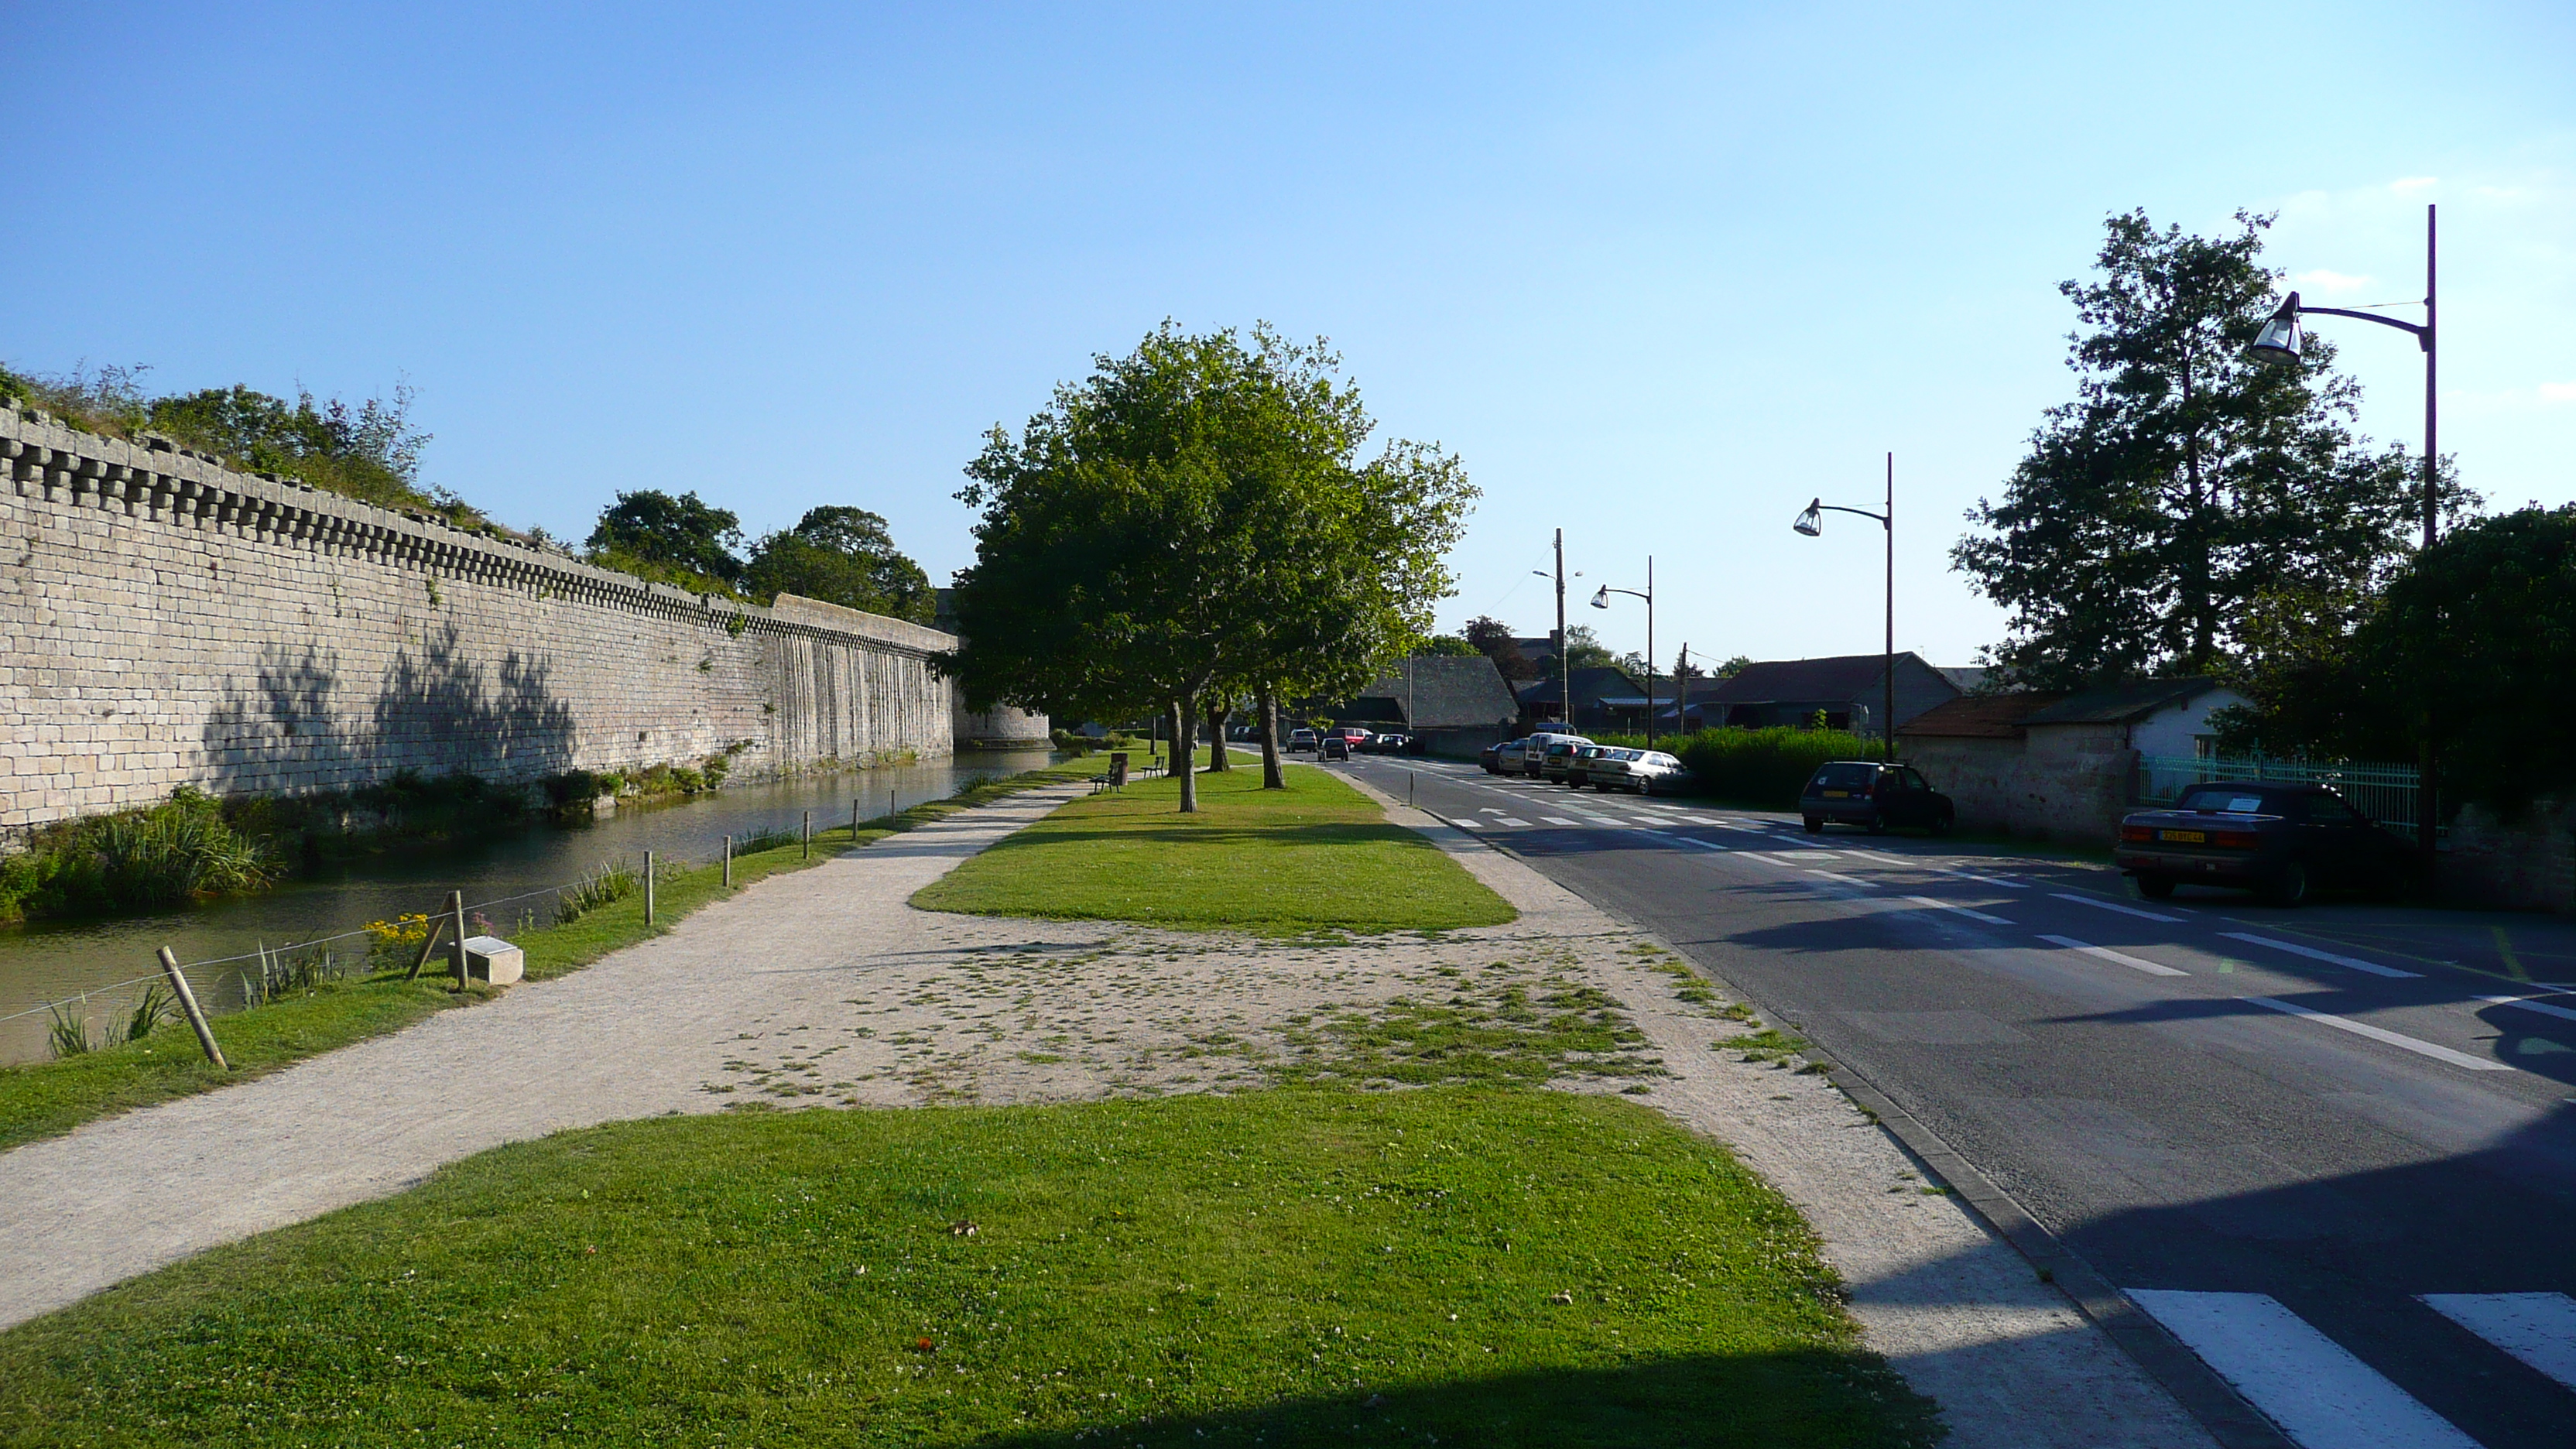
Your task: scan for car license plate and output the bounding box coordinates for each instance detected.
[1821,790,1848,799]
[2159,829,2206,844]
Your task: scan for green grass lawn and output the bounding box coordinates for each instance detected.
[0,760,1112,1153]
[0,1088,1938,1448]
[912,764,1516,933]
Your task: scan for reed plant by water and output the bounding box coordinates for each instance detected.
[241,942,348,1008]
[732,826,801,855]
[555,860,640,924]
[0,788,274,923]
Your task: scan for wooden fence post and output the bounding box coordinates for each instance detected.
[645,850,656,926]
[803,809,812,858]
[450,889,468,987]
[852,797,860,840]
[407,891,458,981]
[155,947,227,1070]
[723,834,733,889]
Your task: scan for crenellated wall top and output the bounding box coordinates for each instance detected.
[0,405,957,660]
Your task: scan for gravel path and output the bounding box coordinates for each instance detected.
[0,769,2215,1446]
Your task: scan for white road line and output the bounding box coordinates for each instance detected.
[1841,849,1914,865]
[1676,838,1728,851]
[2125,1290,2483,1449]
[1540,817,1581,826]
[2476,993,2576,1025]
[1940,868,2029,889]
[1905,896,2012,925]
[2219,932,2423,980]
[2242,996,2509,1072]
[2419,1291,2576,1391]
[1494,817,1530,827]
[1804,868,1868,886]
[2050,892,2184,923]
[2038,933,2190,977]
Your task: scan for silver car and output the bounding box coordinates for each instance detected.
[1593,748,1690,795]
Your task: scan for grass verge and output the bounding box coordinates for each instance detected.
[913,763,1516,933]
[0,1088,1938,1448]
[0,760,1109,1154]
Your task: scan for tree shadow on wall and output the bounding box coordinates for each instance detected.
[201,628,578,792]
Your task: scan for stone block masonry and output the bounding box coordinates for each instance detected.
[0,407,957,834]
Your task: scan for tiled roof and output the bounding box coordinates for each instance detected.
[1345,656,1521,728]
[2020,678,2228,726]
[1897,693,2068,739]
[1705,652,1936,703]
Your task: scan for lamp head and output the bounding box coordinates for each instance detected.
[1792,499,1823,537]
[1588,585,1610,609]
[2249,292,2304,366]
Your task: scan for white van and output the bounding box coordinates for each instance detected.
[1518,731,1589,779]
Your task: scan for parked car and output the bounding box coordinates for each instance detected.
[1596,748,1691,795]
[1539,735,1598,783]
[1359,731,1412,754]
[1321,735,1352,762]
[1479,741,1506,773]
[1800,760,1955,835]
[1492,737,1533,773]
[2115,781,2415,906]
[1327,727,1374,749]
[1287,728,1319,752]
[1565,744,1619,789]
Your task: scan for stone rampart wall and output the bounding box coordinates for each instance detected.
[0,407,956,834]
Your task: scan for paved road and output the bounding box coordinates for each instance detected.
[1343,753,2576,1449]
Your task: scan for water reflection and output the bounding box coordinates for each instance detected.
[0,750,1059,1065]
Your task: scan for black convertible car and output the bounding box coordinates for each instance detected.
[2115,780,2417,906]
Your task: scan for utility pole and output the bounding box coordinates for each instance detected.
[1553,529,1569,731]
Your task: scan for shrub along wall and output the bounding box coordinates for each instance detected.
[1588,727,1879,807]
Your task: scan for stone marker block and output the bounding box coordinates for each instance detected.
[461,935,525,986]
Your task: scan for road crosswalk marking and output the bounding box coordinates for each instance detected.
[2039,933,2189,976]
[2419,1291,2576,1391]
[2051,891,2184,923]
[1904,895,2012,925]
[2126,1290,2482,1448]
[2221,932,2422,980]
[2242,996,2508,1072]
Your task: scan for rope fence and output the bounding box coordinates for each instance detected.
[1,793,936,1049]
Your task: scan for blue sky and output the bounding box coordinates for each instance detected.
[6,2,2570,669]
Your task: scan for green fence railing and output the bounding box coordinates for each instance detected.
[2134,755,2421,830]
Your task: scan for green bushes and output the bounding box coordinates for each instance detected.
[1591,727,1879,807]
[0,788,275,923]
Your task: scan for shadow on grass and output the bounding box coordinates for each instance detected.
[975,821,1439,852]
[963,1351,1939,1448]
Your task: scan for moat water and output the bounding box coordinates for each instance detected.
[0,748,1060,1067]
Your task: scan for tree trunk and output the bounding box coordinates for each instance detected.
[1205,700,1229,772]
[2180,347,2215,672]
[1174,693,1199,813]
[1258,687,1285,789]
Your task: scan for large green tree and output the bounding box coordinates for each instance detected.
[587,490,745,592]
[2228,506,2576,812]
[1953,210,2456,689]
[947,324,1475,810]
[742,505,935,622]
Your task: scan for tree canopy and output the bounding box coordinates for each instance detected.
[587,490,746,593]
[742,506,935,622]
[1461,616,1537,680]
[946,324,1476,809]
[1953,210,2464,690]
[1410,635,1482,657]
[2224,506,2576,812]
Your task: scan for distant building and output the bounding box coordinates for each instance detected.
[1513,666,1643,735]
[1899,677,2252,842]
[1306,656,1521,758]
[1694,653,1962,740]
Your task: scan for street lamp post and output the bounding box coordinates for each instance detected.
[1590,557,1655,748]
[1532,532,1580,732]
[1793,453,1895,762]
[2249,203,2440,868]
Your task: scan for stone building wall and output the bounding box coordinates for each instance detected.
[0,406,956,834]
[1899,728,2139,844]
